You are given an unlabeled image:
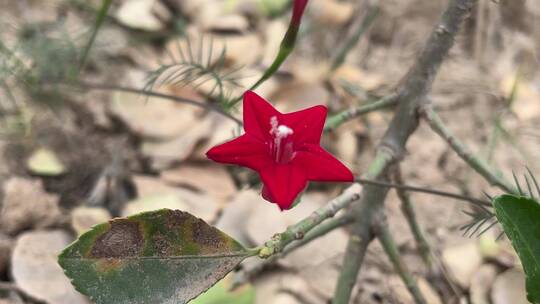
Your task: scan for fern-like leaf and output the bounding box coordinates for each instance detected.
[144,35,243,104]
[464,168,540,239]
[460,206,496,238]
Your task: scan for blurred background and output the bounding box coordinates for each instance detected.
[0,0,539,303]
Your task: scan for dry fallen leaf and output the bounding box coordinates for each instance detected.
[0,234,12,276]
[384,276,442,304]
[0,178,63,235]
[253,272,319,304]
[215,189,259,246]
[161,163,236,204]
[246,192,329,245]
[310,0,354,26]
[470,264,498,304]
[115,0,170,31]
[110,90,201,140]
[11,230,89,304]
[491,268,529,304]
[442,241,483,288]
[271,83,330,112]
[128,175,219,222]
[141,113,214,170]
[70,206,112,236]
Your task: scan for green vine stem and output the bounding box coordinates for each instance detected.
[333,0,477,302]
[232,215,353,289]
[324,93,398,132]
[258,186,362,258]
[374,215,427,304]
[355,177,490,207]
[420,104,517,194]
[393,169,433,269]
[227,0,308,108]
[79,0,113,71]
[330,4,380,71]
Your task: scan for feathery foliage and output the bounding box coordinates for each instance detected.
[144,36,244,105]
[0,19,84,138]
[460,204,497,238]
[461,168,540,238]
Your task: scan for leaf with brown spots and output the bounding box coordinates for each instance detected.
[58,209,251,304]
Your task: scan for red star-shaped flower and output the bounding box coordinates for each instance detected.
[206,91,354,210]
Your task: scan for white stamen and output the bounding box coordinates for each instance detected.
[269,116,294,162]
[269,116,278,135]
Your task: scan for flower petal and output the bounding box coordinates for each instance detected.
[206,134,271,171]
[259,164,307,210]
[293,144,354,182]
[243,91,282,141]
[283,105,327,144]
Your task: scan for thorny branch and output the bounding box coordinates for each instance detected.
[258,185,362,258]
[332,0,477,302]
[324,93,398,132]
[374,215,427,304]
[420,104,517,194]
[232,215,353,289]
[393,168,433,269]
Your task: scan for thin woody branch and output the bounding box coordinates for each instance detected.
[233,215,353,289]
[330,3,380,71]
[393,168,433,269]
[420,104,517,194]
[334,0,477,302]
[356,177,491,207]
[374,215,427,304]
[71,82,244,125]
[324,93,398,132]
[258,186,362,258]
[255,151,392,258]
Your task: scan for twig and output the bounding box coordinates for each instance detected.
[258,186,362,258]
[333,0,476,302]
[392,169,433,268]
[232,215,353,289]
[71,82,243,125]
[332,152,394,303]
[332,183,387,304]
[330,4,380,71]
[420,105,517,194]
[392,169,463,300]
[324,93,398,132]
[355,177,491,207]
[374,217,427,304]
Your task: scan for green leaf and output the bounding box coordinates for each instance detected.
[190,275,255,304]
[59,209,251,304]
[493,194,540,303]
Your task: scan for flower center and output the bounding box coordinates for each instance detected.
[269,116,295,164]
